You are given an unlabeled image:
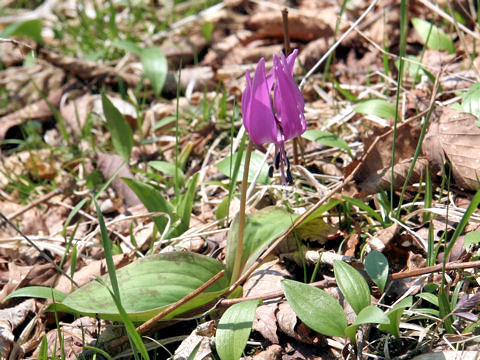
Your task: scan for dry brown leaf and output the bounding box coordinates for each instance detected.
[0,80,75,140]
[276,301,321,345]
[344,123,424,196]
[423,108,480,190]
[252,344,283,360]
[60,93,96,137]
[95,152,142,208]
[0,299,36,356]
[173,320,215,360]
[31,317,98,360]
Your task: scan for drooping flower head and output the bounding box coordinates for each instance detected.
[241,49,306,184]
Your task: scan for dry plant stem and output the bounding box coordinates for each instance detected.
[231,139,254,284]
[390,260,480,280]
[106,270,225,351]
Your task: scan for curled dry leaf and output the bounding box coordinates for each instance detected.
[173,320,215,360]
[344,123,424,196]
[252,344,283,360]
[0,299,36,356]
[95,152,142,208]
[423,108,480,190]
[244,258,290,344]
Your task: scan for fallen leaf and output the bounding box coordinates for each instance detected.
[0,299,36,356]
[173,320,215,360]
[423,108,480,190]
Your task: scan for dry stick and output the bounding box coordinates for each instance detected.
[281,7,300,166]
[390,260,480,280]
[106,270,225,352]
[231,139,254,284]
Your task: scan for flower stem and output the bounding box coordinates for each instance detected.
[231,138,254,283]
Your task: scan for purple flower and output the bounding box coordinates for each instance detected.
[242,49,306,184]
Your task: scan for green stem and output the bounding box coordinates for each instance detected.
[231,138,254,283]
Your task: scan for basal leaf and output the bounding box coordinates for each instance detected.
[3,286,67,303]
[365,250,389,293]
[334,260,371,314]
[302,129,351,155]
[101,93,133,161]
[49,252,228,321]
[345,305,390,342]
[225,207,298,281]
[217,151,270,185]
[412,18,455,54]
[379,296,412,337]
[282,279,347,337]
[216,300,259,360]
[140,47,168,96]
[122,178,175,234]
[462,83,480,119]
[354,99,396,119]
[0,19,43,44]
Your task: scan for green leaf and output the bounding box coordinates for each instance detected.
[140,47,168,96]
[461,83,480,118]
[395,55,426,82]
[202,22,214,42]
[225,207,299,281]
[354,99,396,119]
[175,173,199,237]
[111,40,142,55]
[217,151,270,185]
[464,231,480,252]
[0,19,44,44]
[412,18,455,54]
[122,178,175,234]
[302,129,352,155]
[47,252,228,321]
[216,300,259,360]
[344,305,390,342]
[38,336,48,360]
[379,296,412,337]
[3,286,67,303]
[365,250,389,293]
[282,280,347,337]
[149,160,186,187]
[417,292,439,306]
[342,195,384,224]
[334,260,371,314]
[438,287,454,333]
[101,93,133,161]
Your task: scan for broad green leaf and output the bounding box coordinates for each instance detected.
[334,260,371,314]
[101,94,133,161]
[225,207,299,281]
[379,296,412,337]
[417,292,439,306]
[216,300,259,360]
[48,252,228,321]
[365,250,389,293]
[122,178,175,234]
[282,279,347,337]
[464,231,480,252]
[0,19,43,44]
[412,18,455,54]
[344,305,390,342]
[217,151,270,185]
[354,99,396,119]
[3,286,67,303]
[149,160,186,187]
[141,47,168,96]
[302,129,352,155]
[111,40,142,55]
[462,83,480,118]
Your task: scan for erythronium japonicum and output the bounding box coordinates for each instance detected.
[242,49,306,185]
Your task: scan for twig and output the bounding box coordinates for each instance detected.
[390,260,480,280]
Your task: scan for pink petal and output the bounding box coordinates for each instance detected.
[273,55,306,141]
[242,58,278,146]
